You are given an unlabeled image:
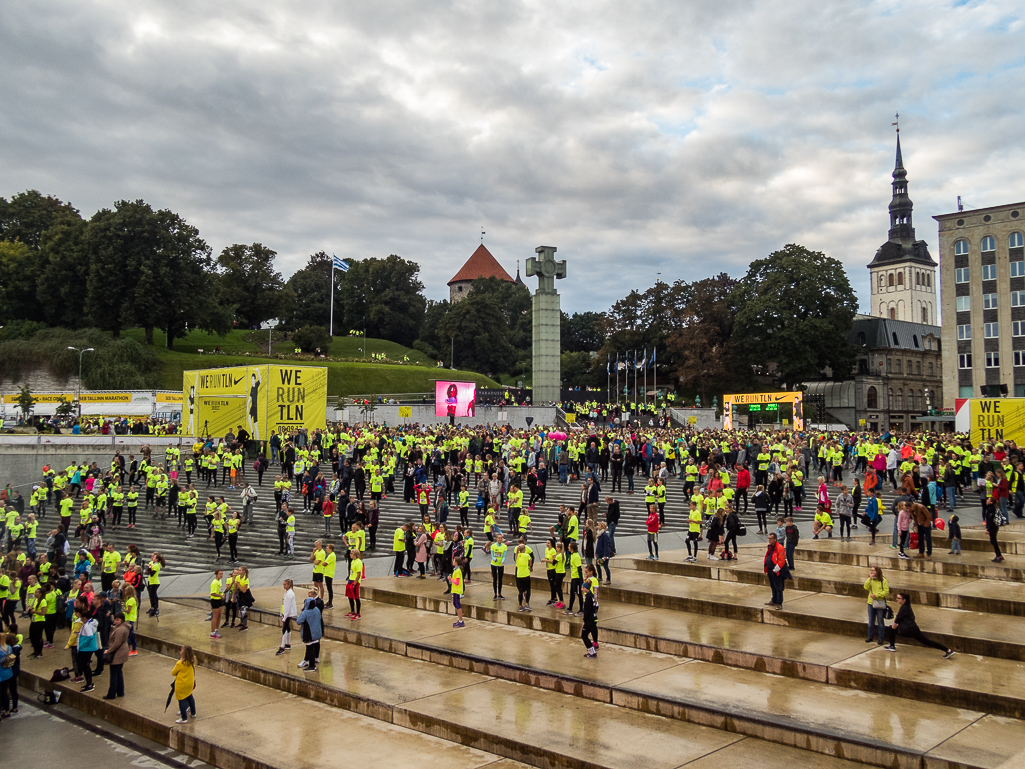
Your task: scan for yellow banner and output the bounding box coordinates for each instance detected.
[2,393,73,404]
[157,393,183,403]
[970,399,1025,446]
[184,365,327,439]
[722,391,804,431]
[398,406,412,418]
[565,412,576,423]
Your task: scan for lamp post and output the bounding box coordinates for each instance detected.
[67,346,94,418]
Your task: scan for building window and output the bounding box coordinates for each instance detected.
[954,239,969,256]
[915,360,921,375]
[889,307,896,320]
[927,273,931,288]
[955,267,969,283]
[928,361,934,375]
[887,388,894,409]
[921,306,928,323]
[1014,320,1025,337]
[878,274,885,290]
[982,264,997,280]
[888,274,895,287]
[915,272,921,286]
[956,296,971,312]
[895,389,903,410]
[983,293,998,309]
[957,324,971,340]
[986,352,1000,368]
[866,386,878,409]
[913,334,920,348]
[1011,232,1024,248]
[886,357,892,373]
[958,353,972,369]
[1015,351,1025,367]
[1013,291,1025,308]
[984,322,999,338]
[1012,260,1025,278]
[982,236,996,252]
[906,359,912,373]
[892,332,899,345]
[897,272,904,286]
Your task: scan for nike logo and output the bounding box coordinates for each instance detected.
[775,395,787,401]
[233,376,245,386]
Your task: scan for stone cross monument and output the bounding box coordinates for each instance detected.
[525,245,566,404]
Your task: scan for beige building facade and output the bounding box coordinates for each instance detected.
[936,201,1025,407]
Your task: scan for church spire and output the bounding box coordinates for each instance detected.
[887,125,915,243]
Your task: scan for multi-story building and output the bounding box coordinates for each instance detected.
[936,201,1025,405]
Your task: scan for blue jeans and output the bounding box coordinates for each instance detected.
[178,694,197,721]
[867,605,887,641]
[946,486,957,510]
[627,474,634,492]
[598,558,611,581]
[785,542,796,569]
[768,573,784,606]
[559,466,568,484]
[949,537,961,554]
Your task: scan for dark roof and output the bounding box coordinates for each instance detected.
[850,314,940,350]
[868,238,936,267]
[448,244,514,285]
[934,201,1025,220]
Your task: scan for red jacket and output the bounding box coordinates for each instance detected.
[763,542,786,573]
[646,511,660,534]
[736,468,751,491]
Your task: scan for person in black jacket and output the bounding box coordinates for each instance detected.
[723,507,741,560]
[752,485,770,534]
[885,592,955,657]
[985,501,1003,562]
[581,565,599,659]
[604,496,620,556]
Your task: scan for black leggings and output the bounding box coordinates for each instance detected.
[30,620,44,655]
[148,584,160,612]
[491,565,504,597]
[567,577,582,611]
[547,570,558,601]
[582,620,598,650]
[686,532,699,556]
[228,534,239,561]
[516,575,531,606]
[45,613,57,644]
[214,531,224,557]
[77,649,93,686]
[128,506,137,526]
[187,514,197,535]
[990,529,1002,557]
[348,595,361,614]
[887,625,947,652]
[839,516,852,538]
[304,641,320,665]
[756,509,768,532]
[555,572,565,602]
[325,577,333,605]
[112,506,123,526]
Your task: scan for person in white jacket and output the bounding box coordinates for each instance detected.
[275,579,297,656]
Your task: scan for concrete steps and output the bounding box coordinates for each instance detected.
[790,539,1025,580]
[152,595,1025,769]
[20,610,887,769]
[17,643,522,769]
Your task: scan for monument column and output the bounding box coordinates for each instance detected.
[525,245,566,404]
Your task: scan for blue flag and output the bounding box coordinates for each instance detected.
[332,255,349,272]
[606,355,610,374]
[649,348,656,369]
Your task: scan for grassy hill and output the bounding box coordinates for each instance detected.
[132,329,496,397]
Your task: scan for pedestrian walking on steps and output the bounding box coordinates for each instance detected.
[172,645,197,724]
[145,552,165,617]
[209,569,224,639]
[863,566,889,645]
[763,533,788,609]
[885,593,955,658]
[985,500,1003,562]
[276,579,297,655]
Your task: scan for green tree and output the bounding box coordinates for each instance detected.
[37,216,90,326]
[283,251,343,330]
[293,325,331,353]
[437,292,516,375]
[0,240,42,323]
[216,243,285,328]
[561,311,606,353]
[339,255,427,347]
[667,274,747,405]
[55,397,74,418]
[0,190,81,250]
[732,244,859,387]
[16,384,35,417]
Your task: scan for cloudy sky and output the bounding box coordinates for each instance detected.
[2,1,1023,314]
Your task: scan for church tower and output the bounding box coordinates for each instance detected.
[868,128,937,324]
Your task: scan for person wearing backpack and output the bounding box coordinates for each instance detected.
[76,603,100,692]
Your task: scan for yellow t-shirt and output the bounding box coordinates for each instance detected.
[312,550,325,574]
[349,557,363,584]
[515,549,532,578]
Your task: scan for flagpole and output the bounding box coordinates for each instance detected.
[653,348,657,412]
[615,353,619,408]
[606,354,610,410]
[329,261,335,337]
[644,348,648,406]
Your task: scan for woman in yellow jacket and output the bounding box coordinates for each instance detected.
[171,644,197,724]
[864,566,890,644]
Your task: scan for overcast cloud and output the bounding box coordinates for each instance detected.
[1,1,1022,314]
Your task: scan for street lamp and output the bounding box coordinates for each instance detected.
[67,346,95,418]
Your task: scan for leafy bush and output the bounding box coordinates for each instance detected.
[292,325,331,353]
[412,339,439,360]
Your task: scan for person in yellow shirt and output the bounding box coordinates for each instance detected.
[346,548,363,620]
[450,557,466,628]
[513,542,533,613]
[310,540,326,602]
[323,543,337,610]
[171,645,197,724]
[101,542,122,593]
[209,570,224,638]
[686,501,703,563]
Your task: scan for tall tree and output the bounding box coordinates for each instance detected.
[37,216,90,326]
[0,190,81,249]
[0,240,40,323]
[732,244,859,387]
[666,274,747,403]
[561,311,606,353]
[437,292,516,374]
[215,243,285,328]
[283,251,342,330]
[338,255,427,347]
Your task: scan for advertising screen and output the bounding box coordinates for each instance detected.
[435,380,476,418]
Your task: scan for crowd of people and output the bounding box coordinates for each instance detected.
[2,419,1020,714]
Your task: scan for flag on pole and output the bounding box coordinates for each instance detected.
[616,352,619,371]
[649,348,656,368]
[606,354,610,374]
[640,347,647,368]
[332,255,350,272]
